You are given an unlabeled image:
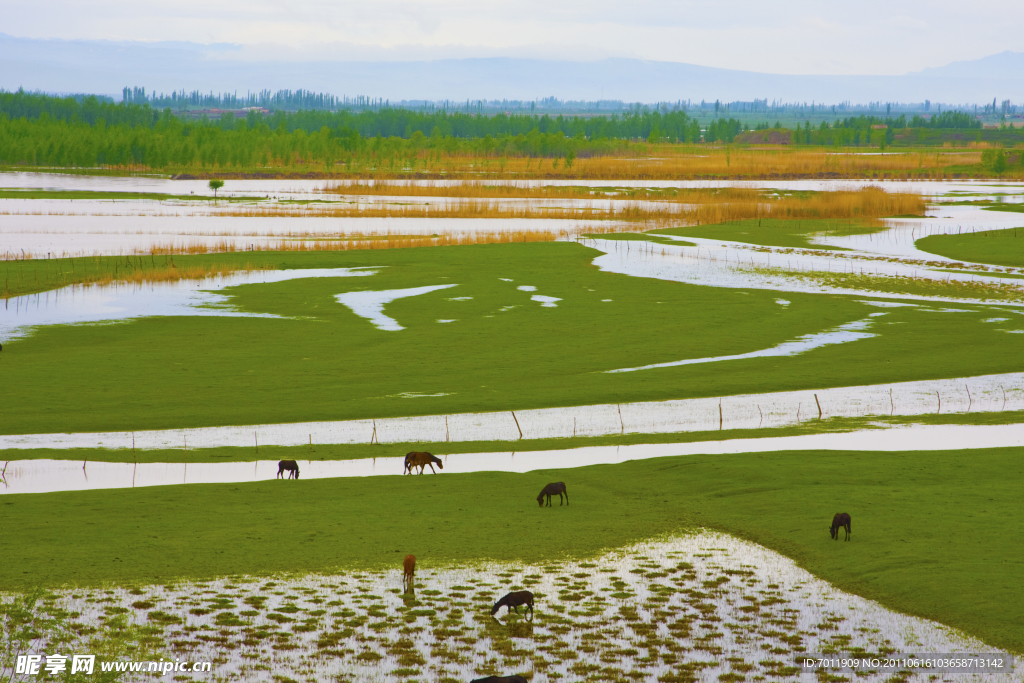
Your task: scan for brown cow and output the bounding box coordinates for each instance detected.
[402,554,416,590]
[404,451,443,475]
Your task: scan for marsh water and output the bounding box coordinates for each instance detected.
[3,422,1024,495]
[0,267,377,343]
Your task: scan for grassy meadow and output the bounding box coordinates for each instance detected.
[2,446,1022,652]
[916,227,1024,268]
[3,242,1024,436]
[650,218,890,250]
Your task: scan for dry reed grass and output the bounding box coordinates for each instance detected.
[2,187,925,265]
[2,259,269,298]
[138,226,623,256]
[214,186,925,225]
[304,145,990,180]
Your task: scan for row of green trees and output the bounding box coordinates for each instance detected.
[2,91,1018,171]
[1,90,745,144]
[0,91,758,169]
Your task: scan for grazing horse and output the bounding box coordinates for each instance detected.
[830,513,852,541]
[470,677,528,683]
[277,460,300,479]
[402,554,416,590]
[404,451,443,475]
[537,482,568,507]
[490,590,534,617]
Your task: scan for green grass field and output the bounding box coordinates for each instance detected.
[651,218,887,249]
[917,227,1024,268]
[3,242,1023,435]
[3,446,1021,651]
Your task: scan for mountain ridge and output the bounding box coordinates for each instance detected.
[1,34,1020,105]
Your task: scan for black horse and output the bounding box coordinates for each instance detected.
[830,512,851,541]
[277,460,300,479]
[490,590,534,617]
[470,677,528,683]
[537,482,568,507]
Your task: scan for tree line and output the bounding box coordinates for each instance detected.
[1,91,1019,172]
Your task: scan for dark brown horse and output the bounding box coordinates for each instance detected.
[404,451,443,475]
[537,482,568,507]
[490,590,534,617]
[402,554,416,590]
[277,460,299,479]
[830,513,851,541]
[470,677,528,683]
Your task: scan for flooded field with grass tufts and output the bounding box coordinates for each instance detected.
[3,533,1010,683]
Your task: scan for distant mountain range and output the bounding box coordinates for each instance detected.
[1,33,1021,105]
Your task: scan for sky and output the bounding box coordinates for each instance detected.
[2,0,1022,75]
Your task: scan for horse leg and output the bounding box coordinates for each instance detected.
[428,463,436,474]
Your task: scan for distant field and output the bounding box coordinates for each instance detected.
[3,446,1022,652]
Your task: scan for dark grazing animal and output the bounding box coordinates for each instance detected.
[402,554,416,590]
[404,451,443,475]
[490,590,534,617]
[537,482,568,507]
[470,677,528,683]
[830,513,852,541]
[277,460,300,479]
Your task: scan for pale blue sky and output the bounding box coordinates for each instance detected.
[2,0,1021,74]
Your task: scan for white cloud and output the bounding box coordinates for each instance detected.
[2,0,1024,74]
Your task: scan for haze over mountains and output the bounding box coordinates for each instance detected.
[2,33,1021,106]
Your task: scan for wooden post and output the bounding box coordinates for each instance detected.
[618,404,625,435]
[965,384,972,412]
[511,411,523,440]
[719,400,723,431]
[814,393,822,419]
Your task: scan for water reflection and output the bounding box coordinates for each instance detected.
[2,423,1022,495]
[0,267,377,343]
